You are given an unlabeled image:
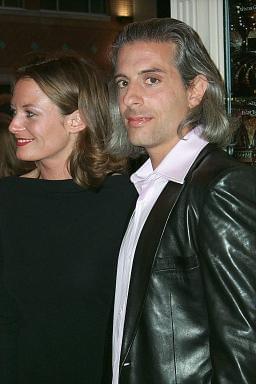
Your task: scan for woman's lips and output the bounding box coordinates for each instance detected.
[16,138,34,147]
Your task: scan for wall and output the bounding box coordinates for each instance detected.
[170,0,225,78]
[134,0,157,21]
[0,0,134,90]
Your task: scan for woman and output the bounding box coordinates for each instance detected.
[0,54,136,384]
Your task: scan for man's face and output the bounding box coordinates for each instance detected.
[115,41,192,168]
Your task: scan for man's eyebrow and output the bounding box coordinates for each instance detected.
[114,67,166,80]
[139,68,166,75]
[114,73,127,81]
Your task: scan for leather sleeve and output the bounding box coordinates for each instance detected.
[197,165,256,383]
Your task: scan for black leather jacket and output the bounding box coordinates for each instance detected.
[119,144,256,384]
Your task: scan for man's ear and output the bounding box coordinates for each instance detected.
[187,75,208,109]
[65,110,86,133]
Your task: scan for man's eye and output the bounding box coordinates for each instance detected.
[116,79,128,89]
[145,77,160,85]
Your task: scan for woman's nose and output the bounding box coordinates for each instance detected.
[8,116,26,134]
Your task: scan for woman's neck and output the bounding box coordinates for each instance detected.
[21,164,71,180]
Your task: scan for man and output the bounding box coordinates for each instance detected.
[109,18,256,383]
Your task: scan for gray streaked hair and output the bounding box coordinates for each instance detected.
[108,17,231,157]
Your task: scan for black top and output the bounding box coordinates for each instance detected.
[0,175,137,384]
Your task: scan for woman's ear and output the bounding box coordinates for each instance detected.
[187,75,208,108]
[65,110,86,133]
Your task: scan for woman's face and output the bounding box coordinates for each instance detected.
[9,78,76,167]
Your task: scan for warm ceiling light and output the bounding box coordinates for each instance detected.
[114,1,133,17]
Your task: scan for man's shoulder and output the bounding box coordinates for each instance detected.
[187,143,256,195]
[190,144,255,179]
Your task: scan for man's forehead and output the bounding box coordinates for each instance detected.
[117,40,176,53]
[115,41,176,75]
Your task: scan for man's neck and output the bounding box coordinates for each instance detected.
[148,140,180,170]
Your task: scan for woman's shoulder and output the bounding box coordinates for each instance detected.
[0,175,19,187]
[102,173,138,199]
[105,173,135,189]
[0,177,20,204]
[0,169,37,186]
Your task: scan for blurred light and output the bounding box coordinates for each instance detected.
[112,0,133,17]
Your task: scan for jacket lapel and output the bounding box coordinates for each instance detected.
[119,143,214,368]
[120,180,183,366]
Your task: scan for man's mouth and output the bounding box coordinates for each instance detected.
[126,116,153,127]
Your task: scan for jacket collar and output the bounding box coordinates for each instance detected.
[131,126,208,192]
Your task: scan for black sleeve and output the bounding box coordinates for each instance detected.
[198,165,256,383]
[0,260,18,383]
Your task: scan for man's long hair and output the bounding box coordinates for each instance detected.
[108,18,231,157]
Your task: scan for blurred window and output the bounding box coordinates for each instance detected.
[0,0,23,7]
[40,0,106,14]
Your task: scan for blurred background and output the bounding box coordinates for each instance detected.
[0,0,255,166]
[0,0,170,101]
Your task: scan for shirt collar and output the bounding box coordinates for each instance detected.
[131,126,208,194]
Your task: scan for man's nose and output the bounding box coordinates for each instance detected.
[122,83,143,107]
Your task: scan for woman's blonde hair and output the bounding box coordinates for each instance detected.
[15,53,127,188]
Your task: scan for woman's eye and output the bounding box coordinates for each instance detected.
[26,111,35,118]
[116,79,128,89]
[145,77,160,85]
[10,108,16,117]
